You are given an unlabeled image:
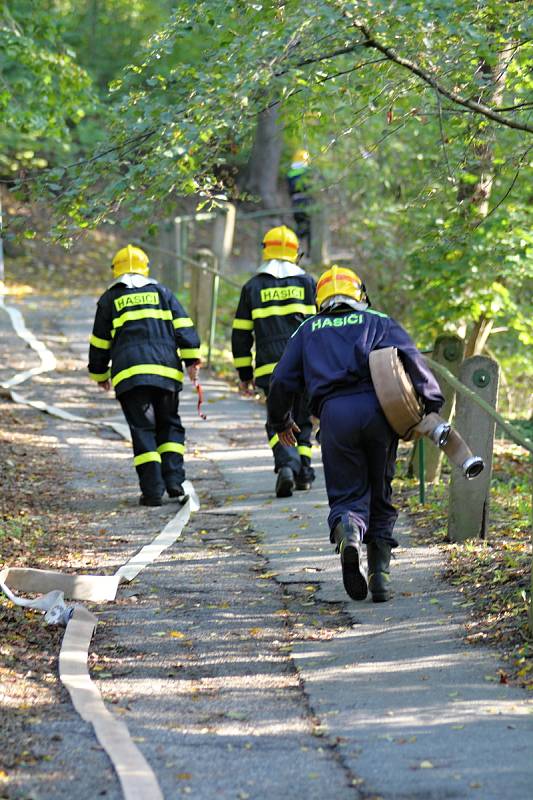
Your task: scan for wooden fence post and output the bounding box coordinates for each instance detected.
[409,335,465,482]
[447,355,499,542]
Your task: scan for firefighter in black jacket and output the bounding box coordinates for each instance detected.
[267,266,444,602]
[231,225,316,498]
[88,245,201,506]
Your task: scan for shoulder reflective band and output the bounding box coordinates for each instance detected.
[234,356,253,368]
[157,442,185,455]
[113,308,172,330]
[89,369,111,382]
[251,303,315,320]
[254,362,277,379]
[269,433,279,448]
[133,451,161,467]
[233,318,254,330]
[366,308,388,319]
[112,364,184,387]
[173,317,194,329]
[90,334,112,350]
[179,348,201,359]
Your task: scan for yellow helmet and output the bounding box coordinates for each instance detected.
[262,225,299,263]
[112,245,150,278]
[316,265,365,310]
[292,148,310,164]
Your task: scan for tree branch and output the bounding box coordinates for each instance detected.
[353,22,533,134]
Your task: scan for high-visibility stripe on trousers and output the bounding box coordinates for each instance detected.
[119,385,186,499]
[264,390,315,484]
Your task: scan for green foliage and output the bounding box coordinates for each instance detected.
[0,1,96,171]
[1,0,532,398]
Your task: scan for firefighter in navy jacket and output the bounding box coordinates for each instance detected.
[88,245,201,506]
[267,266,444,602]
[231,225,316,498]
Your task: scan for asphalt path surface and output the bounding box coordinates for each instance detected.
[1,294,531,800]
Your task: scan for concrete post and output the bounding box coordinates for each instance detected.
[447,355,499,542]
[189,251,215,343]
[409,335,465,482]
[211,203,235,272]
[310,204,330,266]
[158,222,175,290]
[0,191,5,289]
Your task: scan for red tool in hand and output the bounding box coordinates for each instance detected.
[195,382,207,420]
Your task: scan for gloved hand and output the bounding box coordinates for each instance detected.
[279,422,301,447]
[238,380,255,396]
[187,361,201,384]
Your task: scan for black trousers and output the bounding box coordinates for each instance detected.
[119,386,185,499]
[264,390,315,483]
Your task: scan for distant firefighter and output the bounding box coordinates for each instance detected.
[88,245,201,507]
[231,225,316,498]
[286,148,312,257]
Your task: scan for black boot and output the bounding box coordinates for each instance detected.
[139,494,163,507]
[167,484,189,505]
[367,539,392,602]
[275,466,295,498]
[332,520,368,601]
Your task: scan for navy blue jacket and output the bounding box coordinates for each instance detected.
[268,304,444,430]
[88,279,200,397]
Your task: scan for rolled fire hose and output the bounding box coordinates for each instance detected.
[368,347,484,479]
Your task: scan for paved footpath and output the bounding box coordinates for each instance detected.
[2,294,532,800]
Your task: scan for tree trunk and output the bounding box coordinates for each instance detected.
[241,105,284,219]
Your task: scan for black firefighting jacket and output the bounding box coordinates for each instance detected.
[88,276,200,397]
[231,262,316,391]
[268,303,444,429]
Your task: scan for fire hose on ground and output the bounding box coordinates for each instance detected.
[0,295,200,800]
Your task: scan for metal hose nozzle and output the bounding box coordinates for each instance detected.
[462,456,485,480]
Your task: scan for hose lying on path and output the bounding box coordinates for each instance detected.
[0,295,199,800]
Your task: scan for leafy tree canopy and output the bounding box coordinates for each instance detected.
[2,0,532,362]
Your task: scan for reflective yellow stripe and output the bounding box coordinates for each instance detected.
[179,348,201,359]
[173,317,194,329]
[233,318,254,331]
[254,362,277,379]
[234,356,253,368]
[251,303,316,320]
[113,308,172,329]
[90,334,112,350]
[134,451,161,467]
[112,364,184,387]
[157,442,185,455]
[269,433,279,448]
[298,445,313,458]
[89,370,111,382]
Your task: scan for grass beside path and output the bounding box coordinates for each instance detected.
[396,440,532,691]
